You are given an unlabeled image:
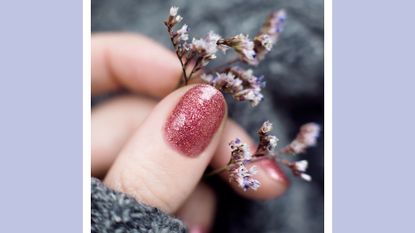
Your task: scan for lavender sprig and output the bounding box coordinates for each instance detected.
[211,121,320,191]
[165,7,222,85]
[217,34,256,65]
[253,10,286,63]
[227,139,261,191]
[164,6,286,107]
[201,67,265,106]
[281,123,320,155]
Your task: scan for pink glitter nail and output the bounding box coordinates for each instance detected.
[164,84,226,157]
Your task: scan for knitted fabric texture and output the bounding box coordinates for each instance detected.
[91,178,187,233]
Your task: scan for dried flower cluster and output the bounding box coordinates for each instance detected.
[165,6,320,192]
[227,138,260,191]
[226,121,320,191]
[256,120,279,155]
[201,67,265,106]
[165,7,221,85]
[164,7,286,106]
[281,123,321,155]
[217,34,256,64]
[254,10,286,63]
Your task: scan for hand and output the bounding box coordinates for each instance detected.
[91,33,288,232]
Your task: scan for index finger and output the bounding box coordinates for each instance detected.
[92,33,182,97]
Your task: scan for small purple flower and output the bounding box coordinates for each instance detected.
[281,123,320,155]
[176,24,189,41]
[201,67,265,106]
[191,31,221,67]
[255,121,279,155]
[169,6,179,17]
[254,9,286,63]
[217,34,257,64]
[259,120,273,134]
[226,138,260,191]
[165,6,184,29]
[295,160,308,172]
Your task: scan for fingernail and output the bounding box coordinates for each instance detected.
[260,159,289,186]
[164,84,225,157]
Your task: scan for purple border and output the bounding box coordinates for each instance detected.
[1,0,414,232]
[333,1,415,232]
[0,1,82,232]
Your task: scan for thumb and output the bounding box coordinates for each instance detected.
[104,84,227,213]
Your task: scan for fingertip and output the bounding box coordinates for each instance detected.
[91,95,157,177]
[104,84,227,213]
[92,33,182,97]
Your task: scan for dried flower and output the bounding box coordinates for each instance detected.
[266,135,278,150]
[259,10,286,37]
[227,138,260,191]
[300,173,312,182]
[164,6,318,192]
[229,166,261,191]
[219,121,319,191]
[202,67,265,106]
[165,7,222,84]
[165,6,184,29]
[259,120,273,134]
[282,123,321,155]
[176,24,189,41]
[164,6,286,102]
[175,15,183,23]
[170,6,179,17]
[254,10,286,63]
[228,138,252,162]
[256,121,279,155]
[255,34,273,51]
[218,34,256,64]
[191,31,221,67]
[283,159,311,181]
[294,160,308,172]
[300,123,320,146]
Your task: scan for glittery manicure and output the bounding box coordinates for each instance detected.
[164,84,226,157]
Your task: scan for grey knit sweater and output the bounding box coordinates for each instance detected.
[92,0,324,232]
[92,178,187,233]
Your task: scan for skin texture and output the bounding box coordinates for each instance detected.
[104,85,228,213]
[92,95,156,178]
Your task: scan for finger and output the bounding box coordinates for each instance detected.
[92,95,156,177]
[176,183,216,233]
[92,33,182,97]
[211,120,289,199]
[104,84,227,213]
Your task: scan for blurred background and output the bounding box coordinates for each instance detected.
[92,0,324,232]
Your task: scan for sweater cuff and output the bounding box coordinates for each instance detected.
[91,178,187,233]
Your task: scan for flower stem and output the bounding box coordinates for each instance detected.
[204,153,280,178]
[188,57,202,81]
[167,28,189,85]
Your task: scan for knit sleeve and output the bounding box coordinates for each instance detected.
[91,178,187,233]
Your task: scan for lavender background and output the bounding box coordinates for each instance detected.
[333,0,415,232]
[0,0,82,232]
[0,0,414,232]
